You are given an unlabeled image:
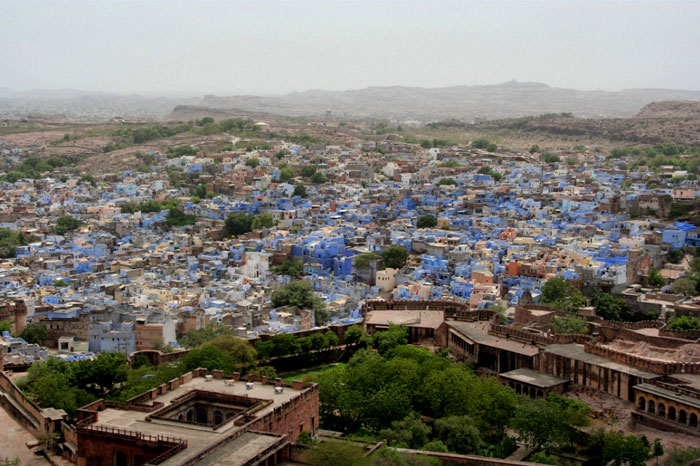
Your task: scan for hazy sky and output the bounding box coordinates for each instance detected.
[2,0,700,95]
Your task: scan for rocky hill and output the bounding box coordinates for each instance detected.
[635,101,700,119]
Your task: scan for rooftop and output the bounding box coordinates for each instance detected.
[544,343,659,379]
[86,375,311,466]
[500,368,569,388]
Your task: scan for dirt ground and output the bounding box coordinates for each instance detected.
[0,407,49,465]
[567,389,700,463]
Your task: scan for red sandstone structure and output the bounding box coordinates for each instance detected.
[72,369,318,465]
[363,299,700,437]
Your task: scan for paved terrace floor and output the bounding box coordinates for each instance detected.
[91,377,306,465]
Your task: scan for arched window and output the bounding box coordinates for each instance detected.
[679,410,687,424]
[658,403,666,417]
[690,413,698,429]
[638,397,646,411]
[648,400,655,414]
[537,390,544,398]
[187,409,194,422]
[197,408,208,424]
[213,410,223,425]
[134,454,144,466]
[668,406,676,421]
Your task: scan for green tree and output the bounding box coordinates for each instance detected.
[372,324,408,355]
[434,415,483,454]
[437,178,457,186]
[279,165,295,182]
[0,320,12,334]
[472,138,490,149]
[71,351,129,398]
[325,331,339,347]
[355,252,381,270]
[311,172,328,184]
[487,143,498,152]
[245,157,259,168]
[306,441,368,466]
[529,145,541,154]
[19,323,48,345]
[539,277,587,313]
[529,452,559,465]
[179,322,231,348]
[293,184,307,197]
[592,292,629,321]
[225,212,253,236]
[55,215,82,235]
[379,412,431,449]
[271,281,327,326]
[551,316,589,334]
[166,208,196,228]
[301,165,317,177]
[512,394,590,451]
[663,446,700,466]
[542,153,560,164]
[648,267,666,287]
[273,259,304,278]
[381,246,408,269]
[672,278,697,296]
[667,314,700,330]
[344,325,370,347]
[417,215,437,229]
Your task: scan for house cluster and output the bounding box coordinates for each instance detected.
[0,137,699,359]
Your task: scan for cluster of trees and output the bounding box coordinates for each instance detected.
[551,316,589,335]
[608,144,700,175]
[354,246,408,271]
[108,123,192,150]
[166,208,196,228]
[0,321,48,345]
[417,215,437,229]
[420,138,453,149]
[471,138,498,152]
[55,215,83,235]
[542,153,561,164]
[120,199,181,214]
[1,156,72,182]
[272,259,304,278]
[539,277,587,314]
[255,331,339,361]
[224,212,276,236]
[316,330,597,460]
[278,163,295,183]
[0,227,31,258]
[305,441,441,466]
[271,281,328,325]
[78,174,96,187]
[235,141,272,151]
[437,177,457,186]
[438,160,460,168]
[166,145,198,157]
[19,331,263,417]
[667,314,700,330]
[293,184,307,197]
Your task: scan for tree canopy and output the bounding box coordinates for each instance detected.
[539,277,586,313]
[381,246,408,269]
[417,215,437,229]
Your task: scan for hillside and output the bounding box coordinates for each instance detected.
[636,100,700,119]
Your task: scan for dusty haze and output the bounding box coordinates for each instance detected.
[1,0,700,96]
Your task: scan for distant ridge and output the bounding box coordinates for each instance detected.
[3,82,700,122]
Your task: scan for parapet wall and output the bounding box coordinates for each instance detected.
[0,369,58,436]
[584,343,700,375]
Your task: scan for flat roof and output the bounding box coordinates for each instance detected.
[447,321,540,356]
[191,431,283,466]
[544,344,658,379]
[634,383,700,410]
[500,368,569,388]
[366,310,444,329]
[89,376,310,466]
